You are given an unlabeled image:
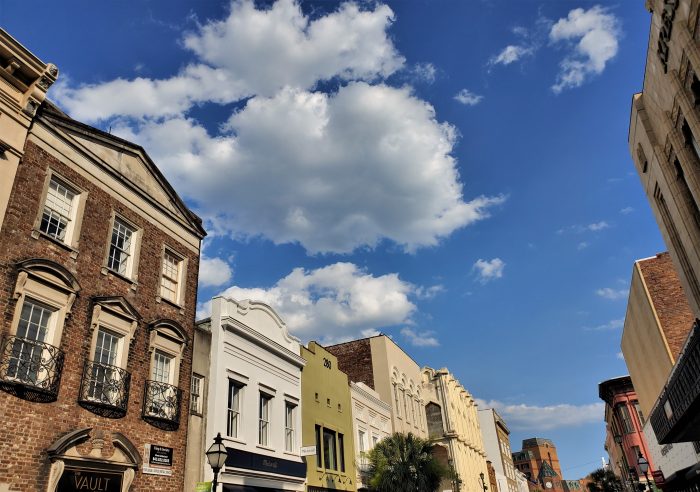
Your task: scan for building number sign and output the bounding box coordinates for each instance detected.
[323,358,332,369]
[657,0,679,73]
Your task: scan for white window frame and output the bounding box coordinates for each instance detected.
[190,373,204,414]
[104,213,141,280]
[33,171,86,249]
[159,247,187,306]
[227,379,244,439]
[259,392,272,447]
[285,401,296,453]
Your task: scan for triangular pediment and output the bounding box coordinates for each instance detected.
[37,103,206,238]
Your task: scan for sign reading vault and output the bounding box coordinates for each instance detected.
[57,469,122,491]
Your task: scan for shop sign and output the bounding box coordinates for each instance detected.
[57,469,122,491]
[142,465,173,476]
[148,444,173,467]
[300,445,317,456]
[195,482,212,492]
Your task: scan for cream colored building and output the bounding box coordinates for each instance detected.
[350,381,392,489]
[326,334,428,439]
[0,29,58,231]
[422,367,488,492]
[478,408,518,492]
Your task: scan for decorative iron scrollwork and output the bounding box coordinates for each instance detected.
[0,335,65,403]
[142,380,182,431]
[78,360,131,418]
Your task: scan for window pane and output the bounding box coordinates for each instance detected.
[108,218,133,275]
[8,300,54,382]
[89,328,122,403]
[285,403,295,452]
[40,178,75,241]
[227,381,241,438]
[338,433,345,472]
[190,375,202,413]
[259,393,270,446]
[315,425,322,467]
[161,252,180,302]
[358,430,366,452]
[152,350,172,383]
[323,428,337,470]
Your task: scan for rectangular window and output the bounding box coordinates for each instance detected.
[190,374,203,414]
[160,250,182,304]
[393,384,401,418]
[358,430,366,452]
[108,218,134,276]
[617,404,634,434]
[227,380,242,438]
[315,425,322,468]
[40,177,76,242]
[89,327,122,402]
[152,350,172,384]
[285,402,295,452]
[259,392,271,446]
[633,400,645,426]
[403,390,410,423]
[372,434,379,448]
[338,433,345,473]
[323,428,337,470]
[7,299,54,383]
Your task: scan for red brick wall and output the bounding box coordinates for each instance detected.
[0,137,201,491]
[638,252,696,361]
[325,338,374,389]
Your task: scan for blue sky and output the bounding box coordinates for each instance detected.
[1,0,664,479]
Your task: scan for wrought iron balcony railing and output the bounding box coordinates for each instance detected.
[650,321,700,443]
[0,335,65,403]
[78,360,130,418]
[142,380,182,431]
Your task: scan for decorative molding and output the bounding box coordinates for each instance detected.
[47,459,65,492]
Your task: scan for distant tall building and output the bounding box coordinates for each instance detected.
[479,408,518,492]
[599,376,656,491]
[325,334,428,438]
[628,0,700,451]
[620,253,700,487]
[512,438,565,492]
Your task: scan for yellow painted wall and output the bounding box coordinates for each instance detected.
[301,342,356,491]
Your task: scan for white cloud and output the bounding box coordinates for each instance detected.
[620,206,634,215]
[415,284,445,300]
[473,258,505,283]
[411,62,437,83]
[198,256,233,287]
[490,45,534,66]
[584,318,624,331]
[558,221,610,234]
[476,398,604,431]
[116,83,505,254]
[595,287,628,300]
[577,241,589,251]
[550,6,621,93]
[617,351,625,360]
[55,0,404,121]
[198,262,421,344]
[454,89,484,106]
[401,327,440,347]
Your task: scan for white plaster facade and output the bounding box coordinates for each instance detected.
[350,381,392,489]
[478,408,518,492]
[204,296,307,491]
[515,470,530,492]
[643,420,700,482]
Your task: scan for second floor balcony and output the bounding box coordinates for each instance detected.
[650,321,700,443]
[142,380,182,431]
[78,360,131,418]
[0,335,64,403]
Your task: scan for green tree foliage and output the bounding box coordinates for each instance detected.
[586,468,623,492]
[367,432,448,492]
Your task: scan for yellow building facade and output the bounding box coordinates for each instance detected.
[423,367,488,492]
[301,342,357,492]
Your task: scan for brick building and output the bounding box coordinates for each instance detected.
[0,29,206,491]
[512,438,565,492]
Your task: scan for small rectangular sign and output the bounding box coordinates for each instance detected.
[142,466,173,476]
[195,482,212,492]
[300,445,317,456]
[149,444,174,467]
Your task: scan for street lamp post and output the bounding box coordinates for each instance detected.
[637,453,650,491]
[480,472,488,492]
[206,433,228,492]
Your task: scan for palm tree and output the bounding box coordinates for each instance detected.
[587,468,623,492]
[366,432,448,492]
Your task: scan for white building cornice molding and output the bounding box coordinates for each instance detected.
[222,318,306,368]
